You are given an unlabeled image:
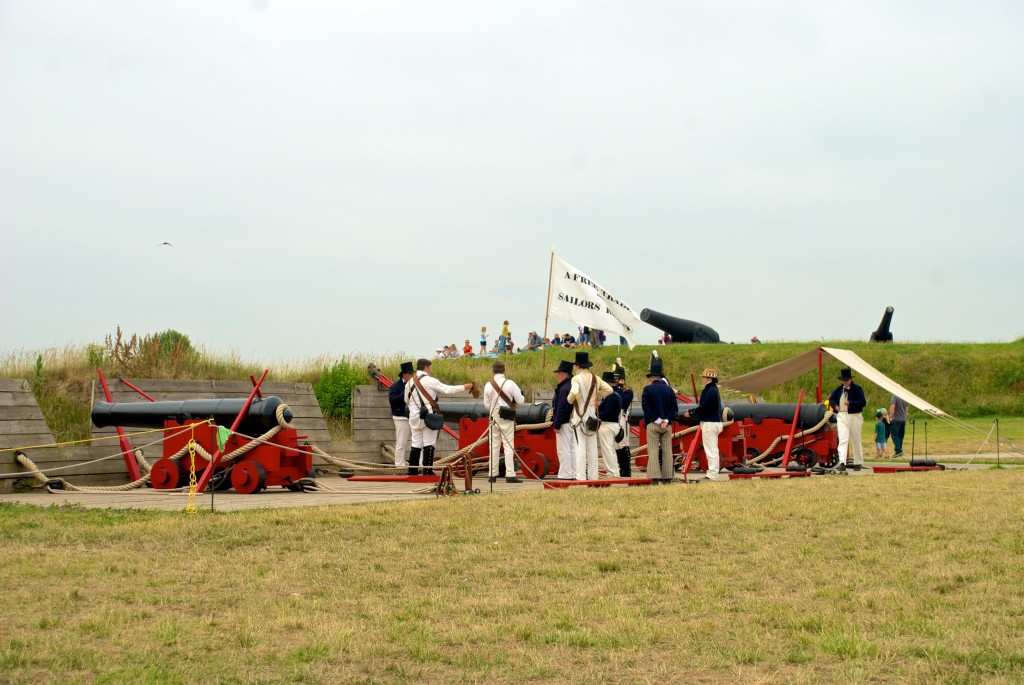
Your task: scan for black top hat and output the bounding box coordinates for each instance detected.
[573,351,593,368]
[399,361,414,375]
[553,360,574,374]
[838,368,854,381]
[601,370,617,383]
[646,358,665,378]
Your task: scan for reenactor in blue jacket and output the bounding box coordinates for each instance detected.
[597,371,624,477]
[685,368,724,481]
[388,361,414,472]
[641,357,677,483]
[828,368,867,470]
[551,360,576,479]
[613,363,634,476]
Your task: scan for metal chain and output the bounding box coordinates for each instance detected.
[184,425,198,514]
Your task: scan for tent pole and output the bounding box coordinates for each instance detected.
[816,348,823,403]
[541,246,555,369]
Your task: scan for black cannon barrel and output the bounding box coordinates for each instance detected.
[869,306,895,342]
[436,401,551,424]
[629,402,827,429]
[91,396,292,433]
[640,308,720,343]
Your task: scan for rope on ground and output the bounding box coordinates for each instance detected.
[15,450,153,493]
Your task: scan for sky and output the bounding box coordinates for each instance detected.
[2,0,1022,364]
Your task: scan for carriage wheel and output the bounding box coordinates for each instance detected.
[793,447,818,468]
[231,461,267,494]
[516,451,550,480]
[151,458,187,490]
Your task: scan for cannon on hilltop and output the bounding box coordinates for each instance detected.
[870,306,895,342]
[640,308,720,343]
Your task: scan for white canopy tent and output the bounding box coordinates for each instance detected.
[723,347,951,418]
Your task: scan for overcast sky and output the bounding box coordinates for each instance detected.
[2,1,1022,363]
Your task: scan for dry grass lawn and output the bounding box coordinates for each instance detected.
[2,469,1023,684]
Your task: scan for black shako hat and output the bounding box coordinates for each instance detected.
[554,360,574,374]
[573,351,593,368]
[646,358,665,378]
[399,361,414,376]
[838,368,854,381]
[613,364,626,380]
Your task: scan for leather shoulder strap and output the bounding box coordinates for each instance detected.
[575,374,596,416]
[412,374,440,413]
[490,379,516,408]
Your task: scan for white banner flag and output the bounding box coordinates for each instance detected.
[548,254,641,349]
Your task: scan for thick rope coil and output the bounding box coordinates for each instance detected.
[15,451,153,493]
[743,409,834,465]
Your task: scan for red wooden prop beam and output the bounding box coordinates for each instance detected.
[96,369,142,481]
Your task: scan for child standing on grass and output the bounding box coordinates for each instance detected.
[480,326,488,355]
[880,407,892,449]
[498,321,510,355]
[874,410,888,458]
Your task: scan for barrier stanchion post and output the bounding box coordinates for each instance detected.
[996,418,1000,468]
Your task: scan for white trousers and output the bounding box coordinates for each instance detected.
[837,412,864,465]
[408,414,439,448]
[555,424,576,479]
[598,422,620,477]
[700,421,723,479]
[392,417,410,466]
[488,417,517,477]
[574,424,599,480]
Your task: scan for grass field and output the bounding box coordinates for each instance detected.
[2,468,1023,684]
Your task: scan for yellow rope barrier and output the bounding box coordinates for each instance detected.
[0,423,208,453]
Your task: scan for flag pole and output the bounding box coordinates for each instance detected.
[542,245,555,368]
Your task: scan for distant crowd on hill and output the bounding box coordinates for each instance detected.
[432,322,625,359]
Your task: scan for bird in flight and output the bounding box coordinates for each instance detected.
[158,242,173,247]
